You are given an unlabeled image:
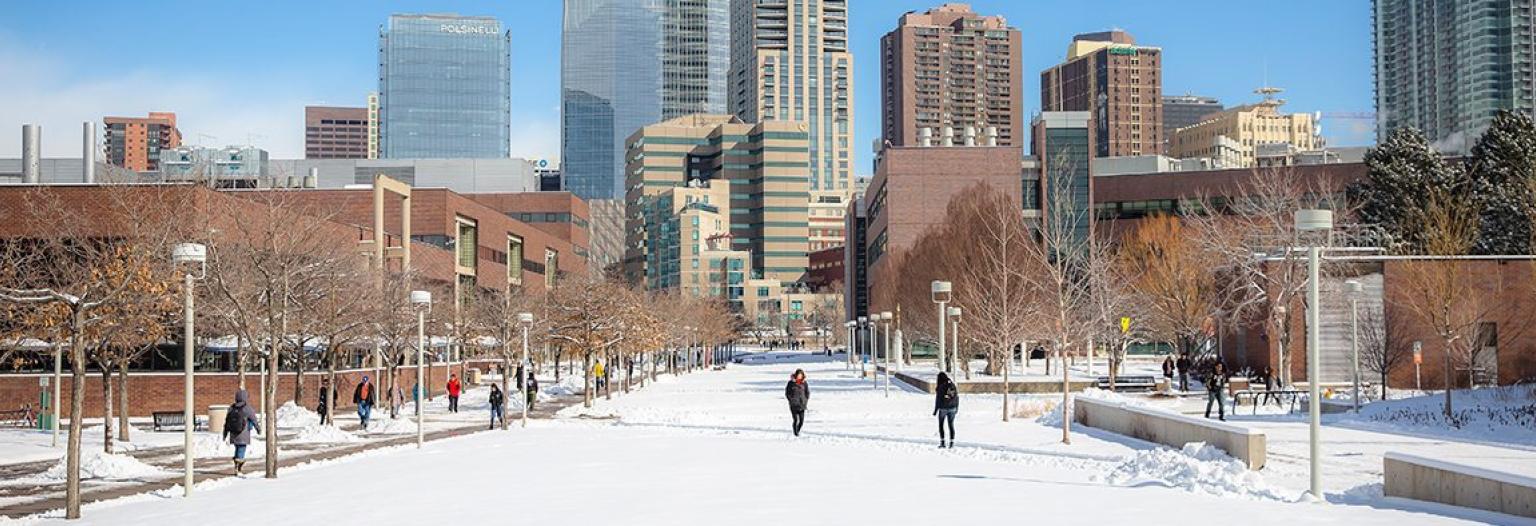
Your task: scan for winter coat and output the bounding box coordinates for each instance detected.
[1206,372,1228,393]
[934,378,959,412]
[448,378,462,397]
[785,379,810,412]
[353,381,376,405]
[488,388,504,408]
[1175,357,1191,373]
[525,377,540,398]
[1161,358,1174,377]
[226,390,259,446]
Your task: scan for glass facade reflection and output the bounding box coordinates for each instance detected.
[379,14,510,159]
[561,0,729,201]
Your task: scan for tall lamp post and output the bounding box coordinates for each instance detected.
[932,281,952,373]
[172,242,206,497]
[844,321,856,369]
[410,290,431,449]
[1295,209,1332,501]
[948,307,962,374]
[1345,279,1363,412]
[857,316,869,381]
[519,312,533,427]
[880,311,893,396]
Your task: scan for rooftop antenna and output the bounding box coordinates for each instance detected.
[1256,63,1285,107]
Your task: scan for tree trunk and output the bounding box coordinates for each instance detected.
[65,328,85,519]
[101,365,113,453]
[1442,336,1454,417]
[554,352,561,382]
[1060,344,1072,445]
[294,340,306,408]
[236,339,247,390]
[118,361,131,442]
[582,352,592,408]
[501,355,511,430]
[1002,346,1011,422]
[264,341,279,479]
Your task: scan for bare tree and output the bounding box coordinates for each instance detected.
[1120,215,1224,363]
[1394,187,1487,416]
[1357,303,1411,399]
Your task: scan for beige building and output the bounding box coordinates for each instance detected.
[808,190,849,252]
[729,0,854,196]
[624,114,812,285]
[1169,93,1320,168]
[880,3,1023,147]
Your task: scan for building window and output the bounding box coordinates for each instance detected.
[544,248,559,288]
[456,217,477,270]
[508,235,524,285]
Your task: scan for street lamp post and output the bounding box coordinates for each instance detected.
[1412,341,1422,391]
[880,311,893,397]
[172,243,206,497]
[1295,209,1332,501]
[948,307,962,375]
[410,290,432,449]
[857,316,869,381]
[519,312,534,427]
[932,281,951,373]
[844,321,856,369]
[1345,279,1364,412]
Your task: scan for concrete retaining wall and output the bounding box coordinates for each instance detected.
[1384,452,1536,519]
[1072,396,1267,470]
[893,371,1096,394]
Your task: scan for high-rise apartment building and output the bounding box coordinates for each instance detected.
[880,3,1022,147]
[560,0,730,201]
[623,114,811,285]
[729,0,853,194]
[1162,94,1223,142]
[366,92,380,159]
[1169,91,1320,168]
[1374,0,1536,153]
[378,13,510,159]
[103,112,180,172]
[305,106,370,159]
[1040,30,1163,158]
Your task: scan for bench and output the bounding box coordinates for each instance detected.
[0,407,35,428]
[151,411,203,432]
[1385,452,1536,519]
[1095,375,1157,392]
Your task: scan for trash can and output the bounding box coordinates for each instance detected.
[208,405,230,436]
[467,368,483,385]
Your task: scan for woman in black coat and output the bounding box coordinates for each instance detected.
[934,372,960,448]
[784,369,810,436]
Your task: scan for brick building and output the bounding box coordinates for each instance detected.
[104,112,180,172]
[880,3,1023,147]
[1040,30,1163,157]
[304,106,370,159]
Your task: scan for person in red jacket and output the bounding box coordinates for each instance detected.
[446,374,462,413]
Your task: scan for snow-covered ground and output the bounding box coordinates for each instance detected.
[5,350,1529,525]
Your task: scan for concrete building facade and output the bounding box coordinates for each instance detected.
[1162,93,1223,144]
[1040,30,1163,158]
[624,114,812,285]
[268,158,540,193]
[880,3,1022,147]
[1168,97,1321,168]
[305,106,370,159]
[103,112,180,172]
[729,0,853,194]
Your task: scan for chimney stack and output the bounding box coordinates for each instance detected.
[21,124,41,184]
[919,127,933,147]
[82,121,97,184]
[963,126,977,147]
[986,126,998,147]
[306,167,319,188]
[941,126,954,147]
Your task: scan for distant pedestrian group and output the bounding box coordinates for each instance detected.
[783,368,962,448]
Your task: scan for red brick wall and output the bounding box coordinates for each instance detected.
[0,361,506,420]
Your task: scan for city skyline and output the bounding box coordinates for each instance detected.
[0,0,1374,176]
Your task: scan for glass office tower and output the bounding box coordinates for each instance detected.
[561,0,729,201]
[379,13,511,159]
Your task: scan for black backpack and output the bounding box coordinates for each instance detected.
[224,406,247,441]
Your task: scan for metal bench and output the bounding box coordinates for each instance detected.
[0,407,35,428]
[1095,375,1157,392]
[151,411,203,432]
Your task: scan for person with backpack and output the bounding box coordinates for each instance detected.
[488,383,505,429]
[1176,354,1192,392]
[525,371,540,413]
[446,374,462,413]
[316,378,336,426]
[784,369,810,436]
[223,389,260,475]
[1205,362,1229,421]
[934,372,960,448]
[354,376,376,430]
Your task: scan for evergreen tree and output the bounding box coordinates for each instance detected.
[1349,127,1461,254]
[1467,110,1536,255]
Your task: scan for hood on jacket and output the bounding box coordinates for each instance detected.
[234,388,249,405]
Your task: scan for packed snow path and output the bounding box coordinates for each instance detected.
[8,352,1525,525]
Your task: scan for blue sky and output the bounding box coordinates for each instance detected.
[0,0,1374,176]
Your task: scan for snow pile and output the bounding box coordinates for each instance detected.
[193,433,267,459]
[1341,385,1536,446]
[1101,442,1292,501]
[1034,388,1148,427]
[42,450,168,481]
[292,424,361,443]
[365,417,416,435]
[542,376,587,396]
[276,401,321,429]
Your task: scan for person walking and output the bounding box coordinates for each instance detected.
[593,361,606,391]
[223,388,260,475]
[934,372,960,448]
[1205,362,1228,421]
[488,384,505,429]
[1175,354,1191,392]
[1161,355,1174,381]
[316,378,333,425]
[353,376,377,430]
[524,371,540,413]
[784,369,810,437]
[1258,366,1279,407]
[446,374,462,413]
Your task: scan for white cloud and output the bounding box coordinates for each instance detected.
[0,40,308,158]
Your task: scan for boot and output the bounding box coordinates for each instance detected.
[234,459,244,475]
